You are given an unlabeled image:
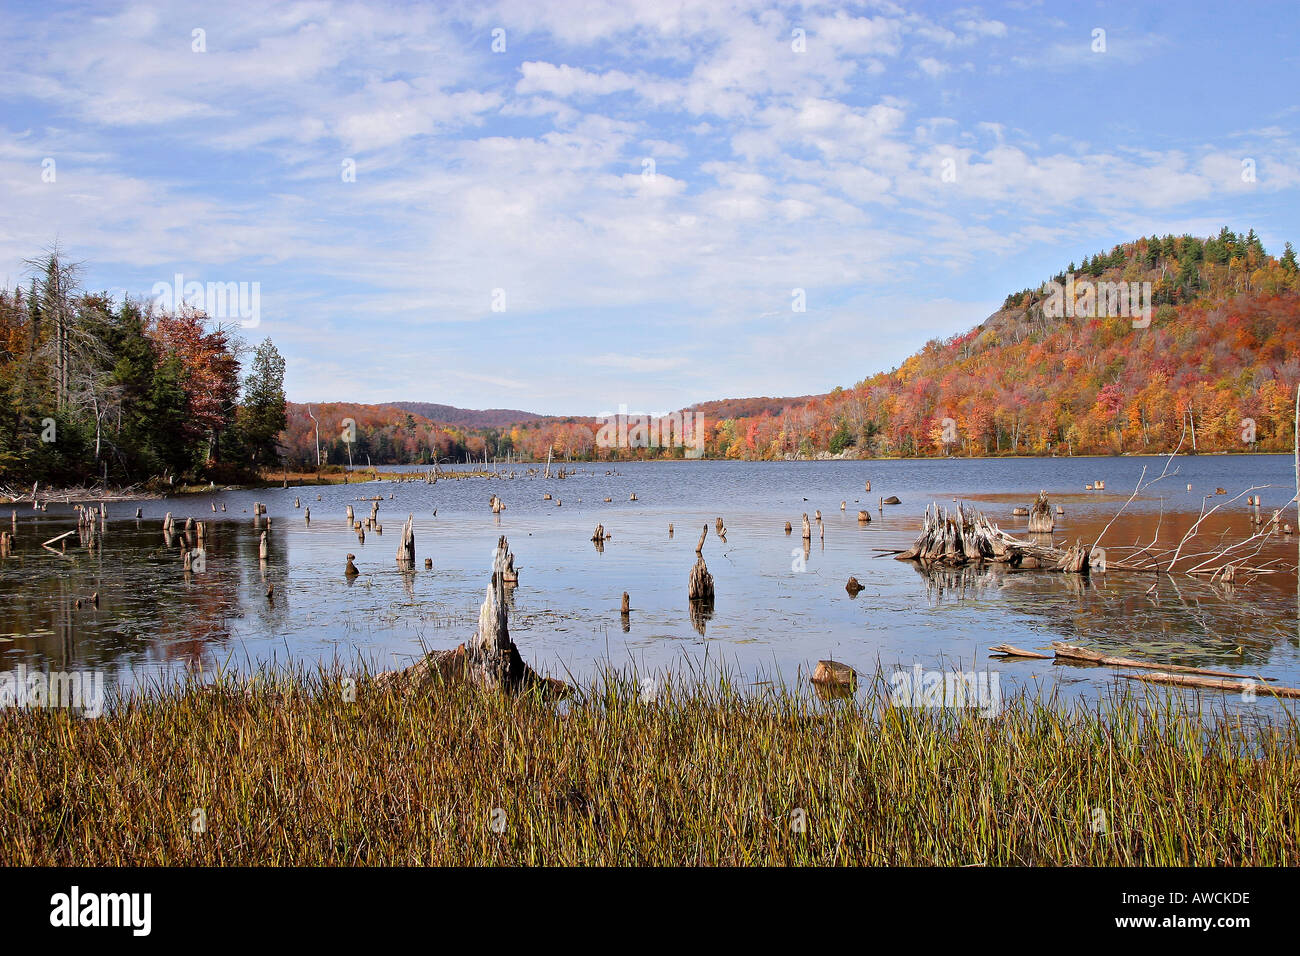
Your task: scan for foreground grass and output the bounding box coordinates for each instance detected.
[1,666,1296,865]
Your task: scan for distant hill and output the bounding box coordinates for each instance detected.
[387,402,545,429]
[284,229,1300,463]
[725,228,1300,459]
[691,395,818,420]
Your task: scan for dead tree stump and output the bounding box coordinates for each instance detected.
[688,553,715,603]
[1027,490,1054,533]
[465,536,540,693]
[396,514,415,567]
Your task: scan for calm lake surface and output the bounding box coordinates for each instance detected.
[3,455,1298,713]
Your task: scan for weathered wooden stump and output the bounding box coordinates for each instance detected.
[461,536,564,696]
[396,514,415,567]
[688,553,714,602]
[811,660,856,690]
[1027,491,1054,533]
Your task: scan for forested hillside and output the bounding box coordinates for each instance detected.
[743,229,1300,459]
[292,229,1300,464]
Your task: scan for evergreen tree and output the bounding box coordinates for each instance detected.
[238,338,287,466]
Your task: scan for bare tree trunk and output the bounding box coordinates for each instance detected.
[463,535,554,694]
[395,514,415,567]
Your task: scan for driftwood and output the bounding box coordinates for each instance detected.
[591,524,607,543]
[990,642,1276,683]
[801,513,811,540]
[1050,642,1270,680]
[897,503,1012,565]
[1123,672,1300,699]
[988,644,1052,659]
[696,524,708,553]
[899,503,1127,574]
[1054,540,1090,573]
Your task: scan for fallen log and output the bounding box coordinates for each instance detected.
[42,530,77,548]
[988,643,1052,659]
[1122,672,1300,699]
[1050,642,1271,681]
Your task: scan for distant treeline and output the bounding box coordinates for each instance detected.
[285,231,1300,464]
[0,248,286,486]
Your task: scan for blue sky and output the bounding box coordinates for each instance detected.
[2,0,1297,414]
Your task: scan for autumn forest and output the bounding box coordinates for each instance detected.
[3,229,1298,487]
[276,229,1300,468]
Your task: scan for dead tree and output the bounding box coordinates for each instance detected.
[396,514,415,567]
[462,536,557,694]
[688,553,715,602]
[1027,490,1054,533]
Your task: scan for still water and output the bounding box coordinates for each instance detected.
[2,455,1298,711]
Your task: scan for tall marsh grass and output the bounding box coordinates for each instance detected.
[1,664,1296,865]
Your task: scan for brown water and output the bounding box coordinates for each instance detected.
[1,455,1297,715]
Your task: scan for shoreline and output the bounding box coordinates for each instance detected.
[4,450,1293,503]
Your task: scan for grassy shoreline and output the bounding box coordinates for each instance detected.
[2,665,1295,866]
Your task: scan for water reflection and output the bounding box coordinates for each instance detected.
[0,456,1296,708]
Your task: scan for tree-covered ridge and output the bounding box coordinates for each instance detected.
[0,249,286,485]
[704,230,1300,459]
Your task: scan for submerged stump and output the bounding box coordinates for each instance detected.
[1027,490,1054,534]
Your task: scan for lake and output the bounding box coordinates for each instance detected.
[2,454,1298,713]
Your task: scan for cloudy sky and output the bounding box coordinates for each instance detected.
[2,0,1297,414]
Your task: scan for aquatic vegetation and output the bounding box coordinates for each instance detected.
[1,662,1295,866]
